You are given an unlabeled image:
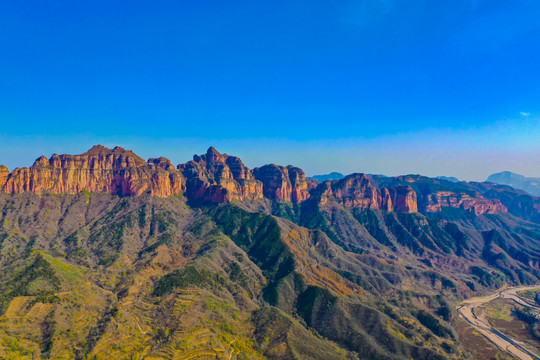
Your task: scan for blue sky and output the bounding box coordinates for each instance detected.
[0,0,539,180]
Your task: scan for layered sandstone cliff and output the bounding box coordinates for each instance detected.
[309,173,506,215]
[316,173,388,210]
[388,185,419,213]
[0,145,510,215]
[313,173,418,213]
[0,165,9,189]
[1,145,184,197]
[253,164,310,203]
[179,147,264,202]
[422,191,506,215]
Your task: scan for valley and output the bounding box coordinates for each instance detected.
[458,285,540,360]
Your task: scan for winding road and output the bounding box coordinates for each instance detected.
[457,285,540,360]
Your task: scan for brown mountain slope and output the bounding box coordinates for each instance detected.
[0,145,539,359]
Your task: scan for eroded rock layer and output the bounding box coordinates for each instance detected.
[0,145,512,215]
[0,165,9,189]
[313,173,418,213]
[253,164,310,203]
[179,147,264,202]
[422,191,506,215]
[1,145,184,197]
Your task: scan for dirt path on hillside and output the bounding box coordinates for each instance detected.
[457,285,540,360]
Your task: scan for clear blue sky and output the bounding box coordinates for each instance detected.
[1,0,539,180]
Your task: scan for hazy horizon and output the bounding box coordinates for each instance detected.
[1,128,538,182]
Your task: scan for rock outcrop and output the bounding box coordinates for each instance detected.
[310,174,505,214]
[0,145,514,215]
[389,185,418,213]
[316,173,387,210]
[1,145,184,197]
[370,175,507,215]
[148,157,175,170]
[313,173,418,213]
[422,191,506,215]
[179,147,263,203]
[253,164,310,203]
[0,165,9,189]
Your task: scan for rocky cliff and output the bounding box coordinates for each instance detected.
[422,191,506,215]
[0,165,9,189]
[389,185,419,213]
[253,164,310,203]
[179,147,264,202]
[369,174,508,215]
[1,145,184,197]
[313,173,418,213]
[0,146,515,216]
[307,173,506,215]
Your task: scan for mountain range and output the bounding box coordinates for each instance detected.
[487,171,540,197]
[312,174,463,184]
[436,176,460,183]
[310,172,345,182]
[0,145,539,359]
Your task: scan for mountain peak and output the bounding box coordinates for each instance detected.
[0,146,522,215]
[85,144,137,157]
[310,172,345,182]
[487,171,540,196]
[206,146,220,155]
[33,155,50,167]
[86,144,112,153]
[436,176,460,183]
[487,171,524,181]
[1,146,183,196]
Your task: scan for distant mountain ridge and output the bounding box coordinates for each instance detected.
[436,176,460,182]
[310,172,345,182]
[487,171,540,196]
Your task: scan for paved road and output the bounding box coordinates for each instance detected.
[457,285,540,360]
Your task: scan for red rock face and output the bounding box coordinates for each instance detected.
[1,145,184,197]
[253,165,310,203]
[179,147,264,202]
[423,191,506,215]
[389,185,418,213]
[318,174,383,210]
[387,175,507,215]
[315,174,403,211]
[0,145,511,215]
[148,157,175,171]
[287,167,311,202]
[312,174,417,213]
[0,165,9,189]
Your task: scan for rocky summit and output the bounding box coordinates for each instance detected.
[0,145,511,216]
[1,145,184,197]
[0,145,539,360]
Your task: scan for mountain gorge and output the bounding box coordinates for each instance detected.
[0,145,539,359]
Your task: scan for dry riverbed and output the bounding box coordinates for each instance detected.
[457,285,540,360]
